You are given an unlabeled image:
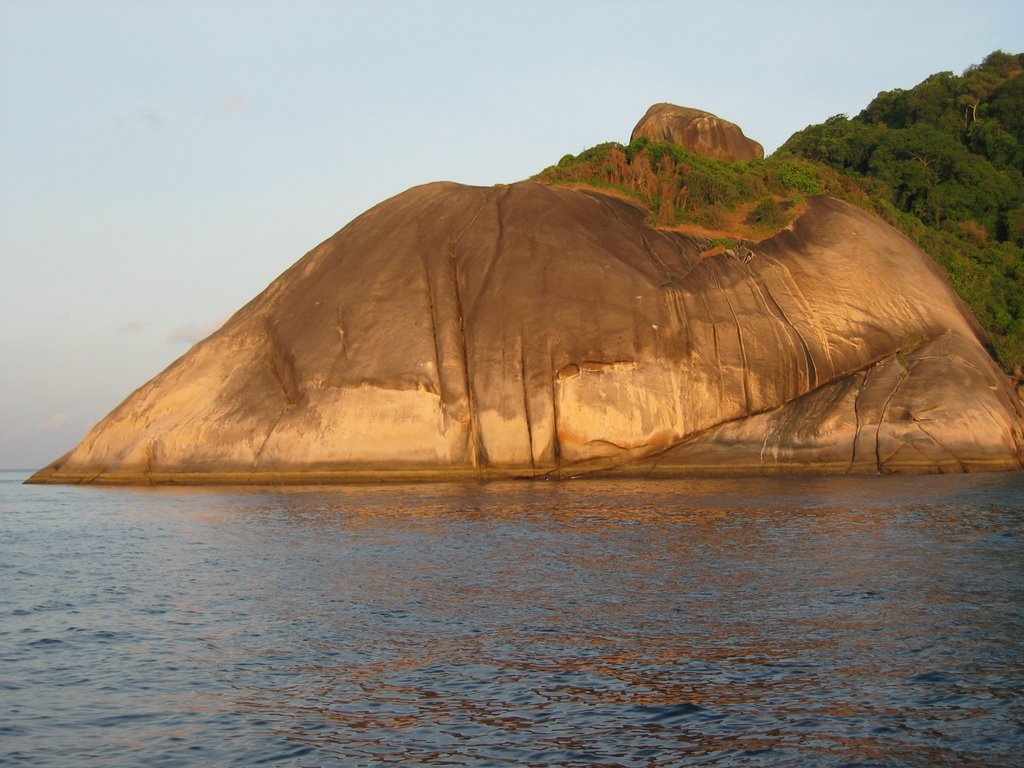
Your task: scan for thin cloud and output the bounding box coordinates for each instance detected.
[138,109,165,131]
[167,317,226,345]
[121,320,146,333]
[115,107,167,132]
[118,94,245,131]
[37,413,69,432]
[216,94,248,113]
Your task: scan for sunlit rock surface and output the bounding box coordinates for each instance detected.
[630,103,765,162]
[30,185,1024,484]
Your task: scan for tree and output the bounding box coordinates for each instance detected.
[959,67,1002,126]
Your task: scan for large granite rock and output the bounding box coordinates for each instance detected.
[29,184,1024,484]
[630,103,765,162]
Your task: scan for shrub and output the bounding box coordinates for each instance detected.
[745,198,788,229]
[775,161,822,195]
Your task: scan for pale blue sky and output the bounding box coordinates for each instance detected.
[2,0,1022,468]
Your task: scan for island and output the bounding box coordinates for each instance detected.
[30,95,1024,483]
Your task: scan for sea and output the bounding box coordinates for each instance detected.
[1,468,1023,767]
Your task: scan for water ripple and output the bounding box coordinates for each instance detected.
[1,471,1023,766]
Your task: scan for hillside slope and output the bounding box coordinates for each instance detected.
[29,184,1023,483]
[538,52,1024,375]
[779,51,1024,372]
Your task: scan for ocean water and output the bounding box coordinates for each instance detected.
[2,469,1023,767]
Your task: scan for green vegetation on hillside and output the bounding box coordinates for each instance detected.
[534,51,1024,373]
[534,137,848,234]
[779,51,1024,371]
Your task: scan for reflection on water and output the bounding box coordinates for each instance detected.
[2,471,1023,766]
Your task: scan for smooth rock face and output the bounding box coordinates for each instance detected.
[630,103,765,162]
[30,184,1024,483]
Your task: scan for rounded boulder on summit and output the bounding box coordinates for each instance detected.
[28,107,1024,484]
[630,103,764,162]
